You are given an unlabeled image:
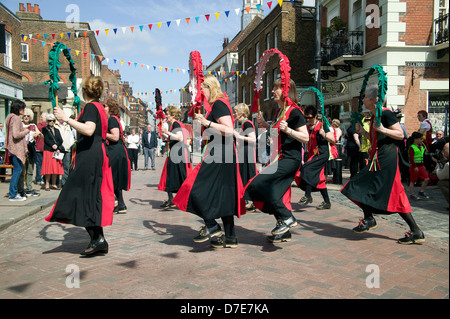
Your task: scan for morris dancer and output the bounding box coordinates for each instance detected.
[341,85,425,245]
[297,105,335,210]
[105,98,131,214]
[244,79,308,243]
[173,75,245,248]
[158,106,192,209]
[46,76,115,256]
[233,103,257,212]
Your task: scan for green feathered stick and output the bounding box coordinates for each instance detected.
[354,65,388,129]
[43,42,81,113]
[299,87,331,131]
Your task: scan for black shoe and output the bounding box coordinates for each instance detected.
[114,205,127,214]
[210,235,238,248]
[271,217,297,235]
[26,190,40,197]
[160,200,175,209]
[397,231,425,245]
[246,204,257,213]
[316,202,331,210]
[353,218,377,233]
[80,236,109,256]
[193,225,222,243]
[298,196,313,205]
[267,231,292,243]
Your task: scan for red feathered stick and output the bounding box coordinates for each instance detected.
[252,49,292,119]
[188,51,210,117]
[155,88,166,137]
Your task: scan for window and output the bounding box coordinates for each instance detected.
[274,27,278,49]
[255,42,260,63]
[4,32,12,68]
[352,0,363,31]
[242,54,246,72]
[21,43,29,62]
[266,33,271,50]
[243,86,247,104]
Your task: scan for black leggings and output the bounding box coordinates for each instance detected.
[115,190,125,208]
[204,216,235,239]
[305,184,330,204]
[85,226,104,241]
[360,203,421,233]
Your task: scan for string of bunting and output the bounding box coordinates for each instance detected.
[22,34,259,81]
[21,1,292,41]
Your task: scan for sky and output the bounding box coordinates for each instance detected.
[2,0,315,108]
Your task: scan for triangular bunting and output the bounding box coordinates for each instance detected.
[148,24,153,30]
[268,1,272,9]
[139,25,144,32]
[215,12,220,19]
[277,0,283,7]
[225,10,230,17]
[205,14,210,21]
[157,22,162,28]
[167,21,171,27]
[186,18,190,24]
[130,26,135,32]
[105,29,109,35]
[245,6,250,14]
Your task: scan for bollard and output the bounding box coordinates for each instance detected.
[333,158,343,185]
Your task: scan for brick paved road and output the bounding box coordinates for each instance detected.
[0,155,448,300]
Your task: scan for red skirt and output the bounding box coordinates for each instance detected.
[41,150,64,175]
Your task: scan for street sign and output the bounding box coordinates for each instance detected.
[321,82,348,94]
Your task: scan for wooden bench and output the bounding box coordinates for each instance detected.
[0,164,14,179]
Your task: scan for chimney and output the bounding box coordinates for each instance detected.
[27,3,32,12]
[19,3,26,11]
[34,4,40,14]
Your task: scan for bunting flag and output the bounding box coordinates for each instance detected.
[23,34,263,80]
[24,2,292,41]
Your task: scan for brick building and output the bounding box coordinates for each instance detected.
[318,0,449,135]
[101,66,132,132]
[238,0,316,121]
[17,3,103,120]
[0,3,23,126]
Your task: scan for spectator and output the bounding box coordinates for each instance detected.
[408,132,430,200]
[55,116,75,187]
[435,142,449,205]
[5,100,33,201]
[417,110,433,150]
[126,129,139,170]
[41,113,64,191]
[345,124,361,178]
[142,124,158,170]
[0,122,5,181]
[433,130,444,144]
[18,108,42,197]
[35,112,48,185]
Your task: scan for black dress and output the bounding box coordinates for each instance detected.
[236,119,257,187]
[341,109,411,214]
[173,99,245,219]
[107,116,130,193]
[45,102,115,227]
[296,121,329,192]
[158,121,192,193]
[244,106,306,218]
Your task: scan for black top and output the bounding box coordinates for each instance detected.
[276,107,306,160]
[42,125,64,152]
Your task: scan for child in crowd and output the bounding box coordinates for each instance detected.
[408,132,430,200]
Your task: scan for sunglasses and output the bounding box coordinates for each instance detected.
[48,120,55,123]
[23,115,30,118]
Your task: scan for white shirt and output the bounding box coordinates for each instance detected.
[127,134,140,149]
